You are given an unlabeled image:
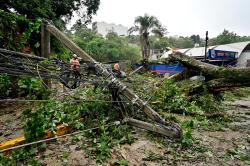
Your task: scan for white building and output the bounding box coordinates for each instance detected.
[92,22,128,36]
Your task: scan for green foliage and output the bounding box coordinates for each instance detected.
[128,29,250,51]
[113,159,129,166]
[223,87,250,101]
[226,145,250,165]
[50,37,72,60]
[190,34,201,44]
[71,26,141,62]
[129,14,167,60]
[0,75,50,99]
[40,59,53,65]
[83,123,134,163]
[22,97,89,142]
[180,119,196,148]
[209,29,250,46]
[194,116,232,131]
[182,119,195,129]
[1,0,100,58]
[144,150,166,161]
[1,0,100,24]
[21,87,134,163]
[22,108,48,142]
[152,80,224,114]
[193,93,224,113]
[181,129,194,148]
[163,114,180,123]
[152,80,201,114]
[0,9,41,51]
[0,148,42,166]
[210,29,240,45]
[17,76,50,99]
[168,36,195,49]
[150,36,170,50]
[0,74,11,98]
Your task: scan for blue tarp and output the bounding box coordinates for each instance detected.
[135,62,184,75]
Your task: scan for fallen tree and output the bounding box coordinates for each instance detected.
[169,52,250,93]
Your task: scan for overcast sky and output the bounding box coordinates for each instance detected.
[89,0,250,37]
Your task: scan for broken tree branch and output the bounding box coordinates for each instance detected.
[169,52,250,82]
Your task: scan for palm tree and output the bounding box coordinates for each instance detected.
[128,14,166,61]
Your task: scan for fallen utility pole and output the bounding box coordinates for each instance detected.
[44,20,181,138]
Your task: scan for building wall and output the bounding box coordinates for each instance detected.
[92,22,128,36]
[237,51,250,67]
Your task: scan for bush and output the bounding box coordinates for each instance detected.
[152,80,224,114]
[152,80,202,114]
[17,76,50,99]
[0,74,11,98]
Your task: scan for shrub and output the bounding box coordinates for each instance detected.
[0,74,11,98]
[17,76,50,99]
[152,80,224,114]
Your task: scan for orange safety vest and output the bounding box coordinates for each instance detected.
[70,58,80,69]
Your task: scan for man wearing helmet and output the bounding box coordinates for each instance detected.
[70,54,81,88]
[70,54,80,70]
[112,63,126,78]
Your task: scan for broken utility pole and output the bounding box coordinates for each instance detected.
[43,20,182,138]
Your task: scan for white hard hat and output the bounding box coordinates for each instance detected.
[73,54,77,58]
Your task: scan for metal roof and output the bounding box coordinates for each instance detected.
[160,41,250,59]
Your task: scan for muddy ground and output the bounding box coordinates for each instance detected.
[0,97,250,166]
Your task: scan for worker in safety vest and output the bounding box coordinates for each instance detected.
[70,54,81,88]
[70,54,80,70]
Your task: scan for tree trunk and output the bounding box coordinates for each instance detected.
[140,36,145,60]
[169,52,250,82]
[169,52,250,91]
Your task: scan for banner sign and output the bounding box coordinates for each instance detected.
[208,49,237,60]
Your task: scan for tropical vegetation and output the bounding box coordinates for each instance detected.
[128,14,167,61]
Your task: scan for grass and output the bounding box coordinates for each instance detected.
[143,150,166,161]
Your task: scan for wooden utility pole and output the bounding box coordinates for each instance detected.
[41,22,51,87]
[41,22,50,58]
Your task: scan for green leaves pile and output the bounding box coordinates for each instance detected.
[0,74,11,98]
[18,76,50,99]
[152,80,224,114]
[20,87,134,163]
[0,74,50,99]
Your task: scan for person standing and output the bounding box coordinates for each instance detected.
[70,54,81,88]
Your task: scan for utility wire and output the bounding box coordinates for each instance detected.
[0,99,130,103]
[0,121,121,153]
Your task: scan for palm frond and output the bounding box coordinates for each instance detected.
[151,26,167,37]
[128,26,139,35]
